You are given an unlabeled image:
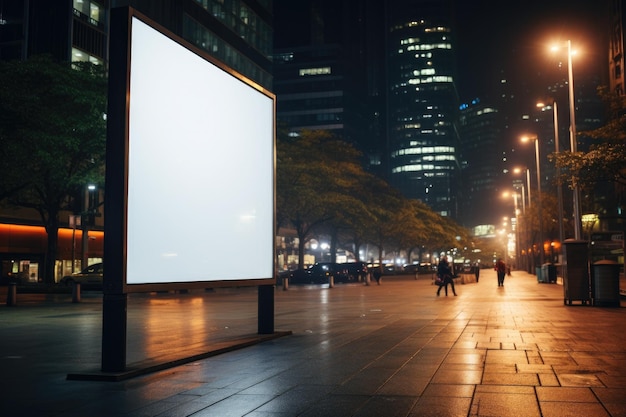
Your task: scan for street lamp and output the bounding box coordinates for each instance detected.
[521,134,545,267]
[502,190,521,268]
[82,184,97,268]
[513,166,532,272]
[537,100,565,258]
[513,167,531,210]
[551,40,582,240]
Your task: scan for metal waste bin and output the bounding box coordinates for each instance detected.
[541,264,556,283]
[537,264,556,283]
[592,260,621,307]
[563,239,590,305]
[536,266,545,283]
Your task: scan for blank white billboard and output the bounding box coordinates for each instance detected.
[125,17,275,284]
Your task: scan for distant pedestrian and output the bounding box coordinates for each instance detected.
[474,263,480,282]
[495,258,506,287]
[373,268,382,285]
[436,256,457,296]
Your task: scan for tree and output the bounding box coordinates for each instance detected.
[363,175,406,272]
[0,56,107,284]
[276,129,363,267]
[551,87,626,196]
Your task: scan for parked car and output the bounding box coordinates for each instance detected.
[403,263,434,274]
[60,263,103,288]
[340,262,368,282]
[289,262,347,284]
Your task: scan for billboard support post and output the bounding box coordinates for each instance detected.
[258,285,274,334]
[101,293,128,372]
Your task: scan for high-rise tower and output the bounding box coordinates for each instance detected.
[386,0,460,218]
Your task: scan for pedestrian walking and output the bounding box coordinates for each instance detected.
[436,256,457,296]
[495,258,506,287]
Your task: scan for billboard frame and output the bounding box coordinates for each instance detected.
[101,7,276,373]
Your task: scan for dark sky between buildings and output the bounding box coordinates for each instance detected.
[274,0,609,102]
[454,0,608,101]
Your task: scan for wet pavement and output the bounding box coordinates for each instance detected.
[1,269,625,416]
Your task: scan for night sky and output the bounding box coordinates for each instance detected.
[454,0,608,101]
[273,0,608,108]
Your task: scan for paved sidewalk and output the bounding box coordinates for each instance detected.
[1,269,625,416]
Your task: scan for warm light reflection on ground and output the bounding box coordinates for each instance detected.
[126,290,259,364]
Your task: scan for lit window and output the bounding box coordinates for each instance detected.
[90,2,100,22]
[299,67,331,76]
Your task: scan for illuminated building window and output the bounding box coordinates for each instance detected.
[299,67,332,76]
[73,0,102,25]
[71,47,103,65]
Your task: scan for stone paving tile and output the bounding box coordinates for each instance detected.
[484,363,517,373]
[516,363,555,373]
[409,396,472,417]
[539,351,577,365]
[485,349,529,364]
[476,341,501,349]
[431,369,483,385]
[443,352,486,365]
[526,351,544,364]
[536,386,597,401]
[482,372,540,386]
[475,385,536,394]
[421,383,475,398]
[598,374,626,388]
[592,387,626,403]
[556,373,605,387]
[351,396,417,417]
[469,391,541,417]
[452,340,479,349]
[603,402,626,417]
[539,401,610,417]
[538,373,560,386]
[377,374,430,396]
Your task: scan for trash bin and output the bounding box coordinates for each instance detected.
[591,260,621,307]
[536,266,545,283]
[545,264,556,283]
[563,239,590,305]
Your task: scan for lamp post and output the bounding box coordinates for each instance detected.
[552,40,582,240]
[513,167,531,209]
[537,100,565,259]
[81,184,96,268]
[513,167,531,272]
[521,135,545,267]
[503,190,521,269]
[511,191,520,268]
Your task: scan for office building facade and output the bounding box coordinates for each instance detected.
[272,0,383,166]
[386,0,460,218]
[457,99,503,229]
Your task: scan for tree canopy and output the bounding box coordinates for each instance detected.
[552,86,626,194]
[276,128,471,269]
[0,56,107,283]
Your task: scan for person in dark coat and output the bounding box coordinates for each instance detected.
[436,256,457,296]
[495,258,506,286]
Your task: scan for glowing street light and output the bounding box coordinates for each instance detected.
[521,134,545,266]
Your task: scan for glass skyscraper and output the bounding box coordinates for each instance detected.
[386,0,460,218]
